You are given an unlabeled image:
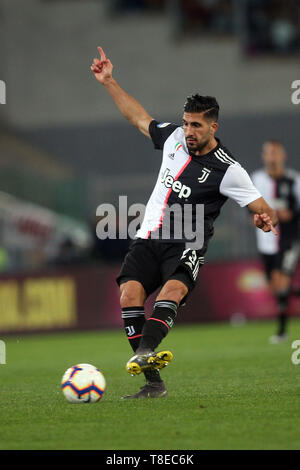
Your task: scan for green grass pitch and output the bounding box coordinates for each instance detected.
[0,319,299,450]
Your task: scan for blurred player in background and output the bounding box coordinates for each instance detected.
[252,141,300,343]
[91,46,278,399]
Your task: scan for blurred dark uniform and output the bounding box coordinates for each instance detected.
[252,168,300,279]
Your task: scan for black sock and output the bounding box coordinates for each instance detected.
[122,306,145,352]
[276,289,290,312]
[138,300,178,352]
[278,311,288,335]
[275,290,290,335]
[122,306,162,383]
[144,369,162,383]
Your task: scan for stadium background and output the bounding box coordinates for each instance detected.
[0,0,299,334]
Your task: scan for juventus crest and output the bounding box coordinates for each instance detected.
[125,325,135,337]
[198,167,211,184]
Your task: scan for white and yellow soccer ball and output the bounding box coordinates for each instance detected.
[61,363,106,403]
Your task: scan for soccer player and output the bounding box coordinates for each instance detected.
[252,141,300,343]
[91,46,278,399]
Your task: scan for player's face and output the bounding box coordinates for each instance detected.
[262,142,286,175]
[182,112,218,153]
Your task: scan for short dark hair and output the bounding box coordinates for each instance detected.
[183,94,219,122]
[264,139,283,147]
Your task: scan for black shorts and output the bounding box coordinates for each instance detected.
[261,243,300,280]
[116,238,206,301]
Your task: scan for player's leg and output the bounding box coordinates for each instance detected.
[125,278,187,380]
[260,253,289,342]
[120,280,147,352]
[283,244,300,297]
[117,240,167,398]
[128,245,205,374]
[117,239,159,356]
[269,269,291,342]
[269,245,298,342]
[136,279,187,353]
[120,280,164,394]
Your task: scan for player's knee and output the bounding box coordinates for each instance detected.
[120,281,146,308]
[271,272,291,293]
[157,281,188,305]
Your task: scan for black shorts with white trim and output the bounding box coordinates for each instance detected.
[116,238,207,301]
[260,242,300,279]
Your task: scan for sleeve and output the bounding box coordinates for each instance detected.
[293,174,300,209]
[149,120,179,150]
[219,163,262,207]
[250,171,258,187]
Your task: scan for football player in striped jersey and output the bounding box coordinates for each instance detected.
[91,47,278,399]
[252,140,300,343]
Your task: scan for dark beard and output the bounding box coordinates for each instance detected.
[187,138,210,155]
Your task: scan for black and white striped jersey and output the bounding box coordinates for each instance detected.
[251,168,300,254]
[136,120,261,247]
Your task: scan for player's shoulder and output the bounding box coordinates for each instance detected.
[150,120,180,134]
[211,141,239,169]
[251,168,266,180]
[149,120,181,150]
[285,168,300,182]
[155,121,175,129]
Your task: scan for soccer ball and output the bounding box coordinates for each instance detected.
[61,363,106,403]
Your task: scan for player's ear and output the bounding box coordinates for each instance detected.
[210,121,218,135]
[282,149,287,162]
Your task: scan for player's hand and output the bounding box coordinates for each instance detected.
[253,213,278,235]
[90,46,113,85]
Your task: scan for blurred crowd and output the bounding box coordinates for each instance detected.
[247,0,300,54]
[111,0,300,52]
[0,193,131,273]
[111,0,234,34]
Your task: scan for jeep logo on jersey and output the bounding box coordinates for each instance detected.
[161,168,191,199]
[198,167,211,184]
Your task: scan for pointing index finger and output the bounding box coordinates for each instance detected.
[270,224,278,236]
[98,46,106,61]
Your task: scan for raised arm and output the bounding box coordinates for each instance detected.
[248,197,278,235]
[91,47,153,138]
